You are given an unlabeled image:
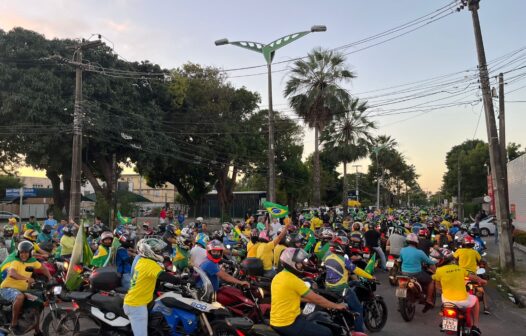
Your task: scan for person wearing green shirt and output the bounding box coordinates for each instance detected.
[23,216,41,233]
[91,231,114,268]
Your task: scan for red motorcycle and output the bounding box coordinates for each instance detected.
[217,284,270,323]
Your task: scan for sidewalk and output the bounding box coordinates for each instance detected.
[485,237,526,306]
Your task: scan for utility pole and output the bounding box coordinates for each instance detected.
[457,152,463,220]
[110,153,117,230]
[267,62,276,203]
[68,39,103,223]
[352,165,362,202]
[376,151,381,209]
[498,73,511,225]
[464,0,514,269]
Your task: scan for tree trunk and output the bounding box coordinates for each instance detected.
[46,169,64,218]
[170,179,194,206]
[313,126,321,207]
[215,168,234,222]
[342,161,348,214]
[62,172,71,218]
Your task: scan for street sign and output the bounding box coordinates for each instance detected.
[6,188,37,197]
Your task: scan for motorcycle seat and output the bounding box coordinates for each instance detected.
[114,287,128,294]
[69,291,93,301]
[90,293,125,317]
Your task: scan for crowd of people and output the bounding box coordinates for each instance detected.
[0,206,490,336]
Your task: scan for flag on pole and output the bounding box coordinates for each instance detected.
[65,224,91,290]
[263,201,289,218]
[117,211,132,225]
[364,253,376,275]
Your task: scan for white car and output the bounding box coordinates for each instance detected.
[470,216,496,236]
[0,211,20,222]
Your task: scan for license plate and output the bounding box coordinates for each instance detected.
[386,261,394,268]
[395,288,407,298]
[442,317,458,331]
[302,303,316,315]
[363,253,370,259]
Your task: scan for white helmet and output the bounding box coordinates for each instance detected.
[196,217,204,222]
[137,238,167,263]
[406,233,419,245]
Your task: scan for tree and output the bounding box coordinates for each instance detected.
[0,175,23,198]
[507,142,525,162]
[284,48,355,206]
[321,98,376,211]
[441,140,489,201]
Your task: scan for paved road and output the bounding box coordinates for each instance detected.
[373,259,526,335]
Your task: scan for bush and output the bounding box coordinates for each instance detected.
[513,230,526,246]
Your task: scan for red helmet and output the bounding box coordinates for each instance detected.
[206,240,225,263]
[418,228,429,237]
[330,236,349,254]
[463,235,475,246]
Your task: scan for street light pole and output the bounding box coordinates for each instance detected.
[352,164,362,202]
[215,25,326,202]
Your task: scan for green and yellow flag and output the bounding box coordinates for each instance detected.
[65,223,92,291]
[117,210,132,225]
[263,201,288,218]
[364,253,377,275]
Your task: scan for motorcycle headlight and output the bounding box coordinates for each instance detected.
[53,286,62,296]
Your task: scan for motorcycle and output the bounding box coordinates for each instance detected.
[0,267,64,336]
[217,284,270,324]
[396,272,436,322]
[62,268,239,336]
[386,255,399,286]
[440,303,472,335]
[352,279,388,332]
[465,268,488,312]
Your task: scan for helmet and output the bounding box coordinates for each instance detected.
[8,217,17,225]
[330,236,349,254]
[180,227,193,237]
[196,217,204,222]
[187,222,196,229]
[463,235,475,246]
[439,225,447,233]
[101,231,114,241]
[211,230,223,241]
[114,226,127,238]
[165,224,176,236]
[429,247,443,264]
[222,223,232,233]
[352,222,362,231]
[23,229,38,242]
[137,238,166,263]
[177,233,192,250]
[469,227,480,237]
[320,228,334,240]
[430,247,453,266]
[43,224,53,234]
[418,228,429,237]
[3,225,14,236]
[460,223,468,231]
[393,226,404,236]
[142,221,151,229]
[280,248,310,276]
[286,234,304,248]
[62,225,76,237]
[17,241,34,258]
[206,240,225,263]
[195,233,209,247]
[119,234,134,248]
[258,231,270,242]
[406,233,419,245]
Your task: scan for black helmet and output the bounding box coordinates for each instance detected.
[43,225,53,234]
[17,241,34,258]
[469,227,480,237]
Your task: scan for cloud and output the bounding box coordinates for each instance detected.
[104,20,130,33]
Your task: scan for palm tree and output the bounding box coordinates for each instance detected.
[284,48,355,206]
[322,98,377,212]
[370,135,398,208]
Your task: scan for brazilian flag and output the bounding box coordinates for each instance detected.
[263,201,288,219]
[117,210,132,225]
[364,253,377,275]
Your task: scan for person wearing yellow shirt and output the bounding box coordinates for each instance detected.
[123,238,182,336]
[256,227,288,277]
[310,216,323,231]
[273,238,287,270]
[270,247,347,336]
[342,216,351,231]
[246,229,261,258]
[59,225,76,258]
[432,248,486,336]
[0,241,51,334]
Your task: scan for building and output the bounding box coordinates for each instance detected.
[20,176,52,189]
[119,174,177,204]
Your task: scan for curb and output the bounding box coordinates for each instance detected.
[502,243,526,307]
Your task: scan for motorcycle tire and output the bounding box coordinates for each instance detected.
[211,320,240,336]
[388,267,398,287]
[398,298,415,322]
[364,298,388,332]
[42,309,72,336]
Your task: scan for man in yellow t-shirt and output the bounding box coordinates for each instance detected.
[432,248,486,336]
[271,248,346,336]
[256,228,288,277]
[0,241,51,334]
[310,216,323,231]
[454,237,481,274]
[123,238,182,336]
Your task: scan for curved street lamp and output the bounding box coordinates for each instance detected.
[215,25,327,202]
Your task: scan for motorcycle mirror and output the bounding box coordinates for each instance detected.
[443,245,449,248]
[476,268,486,276]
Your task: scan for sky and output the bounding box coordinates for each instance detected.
[2,0,526,193]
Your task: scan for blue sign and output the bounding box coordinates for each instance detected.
[6,188,37,197]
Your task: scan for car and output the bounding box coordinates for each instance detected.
[470,216,495,236]
[0,211,20,221]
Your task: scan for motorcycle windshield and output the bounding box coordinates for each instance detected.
[194,267,215,303]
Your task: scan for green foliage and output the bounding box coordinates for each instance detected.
[0,175,23,197]
[507,142,525,162]
[94,192,110,224]
[441,140,489,201]
[513,230,526,246]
